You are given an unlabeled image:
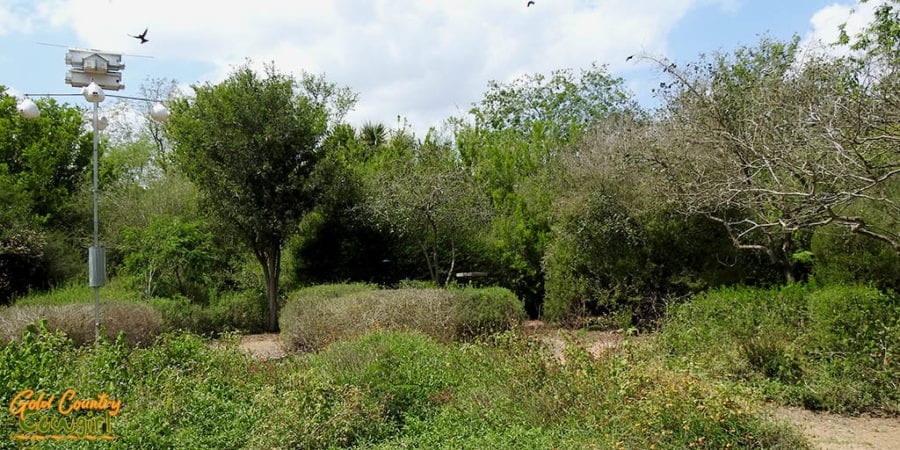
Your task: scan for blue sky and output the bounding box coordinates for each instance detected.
[0,0,878,135]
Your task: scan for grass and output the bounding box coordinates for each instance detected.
[13,279,141,306]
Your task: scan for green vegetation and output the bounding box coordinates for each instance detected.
[661,284,899,414]
[0,325,805,449]
[1,2,898,446]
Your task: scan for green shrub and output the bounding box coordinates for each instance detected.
[543,192,777,328]
[248,371,392,449]
[280,285,526,351]
[453,286,527,337]
[348,331,803,449]
[150,290,269,337]
[118,215,216,302]
[811,226,900,292]
[208,290,267,334]
[0,325,805,449]
[661,284,900,413]
[149,296,218,335]
[0,321,73,404]
[0,301,162,346]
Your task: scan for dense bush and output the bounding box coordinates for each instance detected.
[660,284,900,413]
[543,191,776,327]
[811,226,900,292]
[280,284,525,351]
[150,290,267,336]
[119,215,216,301]
[453,286,527,337]
[0,301,161,346]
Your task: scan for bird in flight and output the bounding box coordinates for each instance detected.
[129,28,149,44]
[527,1,535,6]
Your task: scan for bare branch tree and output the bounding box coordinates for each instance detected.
[647,39,899,281]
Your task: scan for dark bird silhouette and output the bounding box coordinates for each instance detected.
[626,55,634,61]
[129,28,149,44]
[527,1,535,6]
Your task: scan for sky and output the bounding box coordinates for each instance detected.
[0,0,883,136]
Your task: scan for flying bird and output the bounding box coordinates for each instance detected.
[129,28,149,44]
[527,1,535,6]
[626,55,634,61]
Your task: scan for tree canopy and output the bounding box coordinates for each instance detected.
[165,65,342,330]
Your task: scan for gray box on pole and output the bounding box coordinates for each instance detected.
[89,246,106,287]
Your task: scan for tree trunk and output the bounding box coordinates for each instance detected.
[256,245,282,332]
[780,233,795,284]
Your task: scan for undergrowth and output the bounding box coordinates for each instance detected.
[0,325,804,449]
[660,284,899,414]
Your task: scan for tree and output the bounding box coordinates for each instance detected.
[366,131,490,285]
[650,37,899,281]
[0,88,94,300]
[120,216,215,300]
[453,64,632,314]
[0,90,93,224]
[165,65,339,331]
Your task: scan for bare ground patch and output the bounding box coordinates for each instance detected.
[772,406,900,450]
[237,333,286,360]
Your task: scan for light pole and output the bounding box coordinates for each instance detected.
[16,47,169,342]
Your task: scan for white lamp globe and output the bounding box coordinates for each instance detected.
[17,99,40,119]
[150,102,170,122]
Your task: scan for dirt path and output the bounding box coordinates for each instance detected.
[237,333,286,360]
[773,406,900,450]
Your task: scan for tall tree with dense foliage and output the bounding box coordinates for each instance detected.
[0,91,93,224]
[454,64,632,314]
[165,65,336,331]
[0,89,93,301]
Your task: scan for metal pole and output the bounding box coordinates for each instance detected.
[92,102,100,344]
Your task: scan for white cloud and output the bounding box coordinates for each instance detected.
[0,0,36,35]
[21,0,740,134]
[801,0,880,57]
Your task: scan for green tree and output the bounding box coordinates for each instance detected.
[454,64,631,314]
[0,90,93,224]
[366,131,490,285]
[0,88,94,300]
[165,65,340,331]
[120,216,215,300]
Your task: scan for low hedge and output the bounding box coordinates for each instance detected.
[280,284,526,351]
[0,301,162,346]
